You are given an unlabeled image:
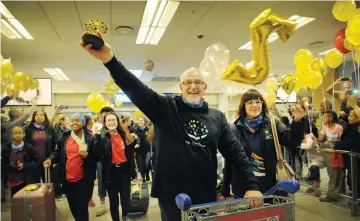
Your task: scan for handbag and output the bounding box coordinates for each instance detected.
[269,113,295,181]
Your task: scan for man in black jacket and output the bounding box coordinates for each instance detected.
[80,32,262,221]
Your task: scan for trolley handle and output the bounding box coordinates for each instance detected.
[175,180,300,211]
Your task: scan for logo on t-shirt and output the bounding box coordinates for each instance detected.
[184,119,208,141]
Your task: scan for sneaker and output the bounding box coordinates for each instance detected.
[88,199,96,207]
[55,196,62,201]
[123,216,132,221]
[145,174,150,182]
[96,205,107,216]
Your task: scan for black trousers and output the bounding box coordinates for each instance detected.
[158,196,181,221]
[63,179,89,221]
[51,164,63,197]
[106,164,131,221]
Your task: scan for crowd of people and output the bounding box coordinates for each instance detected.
[0,31,359,221]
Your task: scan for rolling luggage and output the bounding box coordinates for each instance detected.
[11,166,56,221]
[129,182,149,214]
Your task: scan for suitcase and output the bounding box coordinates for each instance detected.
[129,182,149,214]
[11,166,56,221]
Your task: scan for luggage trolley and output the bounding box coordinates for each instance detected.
[176,180,299,221]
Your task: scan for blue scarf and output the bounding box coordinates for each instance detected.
[34,123,46,130]
[12,141,24,153]
[181,96,204,108]
[244,114,263,130]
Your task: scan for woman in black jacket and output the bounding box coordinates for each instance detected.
[133,117,151,182]
[222,89,306,198]
[24,110,57,182]
[93,112,137,221]
[43,113,95,221]
[2,126,40,197]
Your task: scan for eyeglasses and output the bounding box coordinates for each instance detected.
[182,80,204,87]
[245,100,263,105]
[106,119,117,123]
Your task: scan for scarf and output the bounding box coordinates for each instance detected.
[244,114,263,130]
[12,141,24,153]
[181,96,204,108]
[71,130,85,144]
[34,123,46,130]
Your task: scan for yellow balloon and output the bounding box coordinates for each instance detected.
[109,76,114,85]
[104,83,111,93]
[265,78,279,92]
[107,90,116,99]
[113,85,120,92]
[348,9,360,34]
[115,99,122,107]
[295,69,310,86]
[307,71,323,89]
[280,73,296,95]
[24,75,33,88]
[13,72,27,86]
[19,82,30,91]
[294,49,313,71]
[345,26,360,46]
[87,93,105,113]
[134,110,143,120]
[5,74,14,83]
[6,83,20,98]
[1,82,6,94]
[263,91,276,106]
[325,49,343,69]
[354,51,360,64]
[1,59,13,78]
[311,58,327,76]
[29,79,39,89]
[332,0,356,22]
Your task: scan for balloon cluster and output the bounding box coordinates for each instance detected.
[199,43,230,88]
[262,78,278,106]
[1,58,39,97]
[332,1,360,64]
[103,76,120,99]
[134,110,143,120]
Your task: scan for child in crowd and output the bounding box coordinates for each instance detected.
[318,111,344,202]
[1,126,40,197]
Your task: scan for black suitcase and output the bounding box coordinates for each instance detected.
[129,182,149,213]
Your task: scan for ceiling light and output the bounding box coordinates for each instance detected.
[8,18,33,40]
[0,19,22,39]
[136,0,179,45]
[0,2,14,19]
[43,68,70,81]
[239,15,315,50]
[319,48,335,56]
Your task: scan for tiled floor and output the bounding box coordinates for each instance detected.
[1,168,359,221]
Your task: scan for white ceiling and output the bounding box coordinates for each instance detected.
[1,0,348,92]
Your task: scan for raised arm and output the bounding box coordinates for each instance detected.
[6,99,37,129]
[326,77,343,100]
[80,32,168,126]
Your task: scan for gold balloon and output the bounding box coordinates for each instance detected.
[24,75,34,88]
[5,74,14,83]
[29,79,39,89]
[221,9,296,85]
[348,9,360,34]
[13,72,27,86]
[1,59,13,78]
[265,78,279,92]
[325,49,343,69]
[294,49,313,72]
[263,91,276,106]
[354,51,360,64]
[104,83,111,93]
[87,92,105,113]
[311,58,327,76]
[134,110,144,120]
[6,83,20,98]
[307,71,323,89]
[107,90,116,99]
[332,0,356,22]
[345,26,360,46]
[280,73,296,95]
[113,85,120,92]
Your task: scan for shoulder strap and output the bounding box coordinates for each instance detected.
[268,113,283,161]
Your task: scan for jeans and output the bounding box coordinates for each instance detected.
[158,196,181,221]
[97,162,107,197]
[136,152,151,179]
[327,167,346,199]
[295,152,303,179]
[63,179,89,221]
[106,164,131,221]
